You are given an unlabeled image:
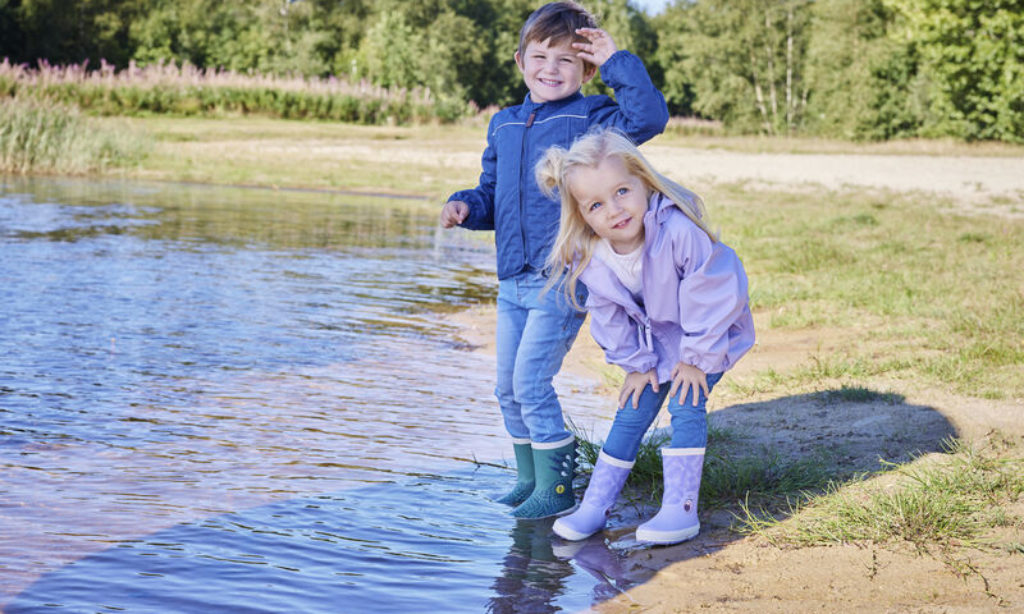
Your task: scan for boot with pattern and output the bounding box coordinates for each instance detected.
[635,448,704,545]
[511,438,576,519]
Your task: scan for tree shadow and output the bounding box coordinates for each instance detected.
[553,387,959,589]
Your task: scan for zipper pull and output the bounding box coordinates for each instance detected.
[526,111,535,128]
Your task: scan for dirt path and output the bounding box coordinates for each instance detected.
[642,145,1024,217]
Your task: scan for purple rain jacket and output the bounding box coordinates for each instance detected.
[578,193,756,382]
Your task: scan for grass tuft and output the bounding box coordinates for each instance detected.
[736,437,1024,549]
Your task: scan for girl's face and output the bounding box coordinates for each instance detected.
[568,155,650,254]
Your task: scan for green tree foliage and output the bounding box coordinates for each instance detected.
[658,0,813,135]
[651,4,694,116]
[804,0,925,140]
[6,0,144,66]
[2,0,1022,141]
[885,0,1024,142]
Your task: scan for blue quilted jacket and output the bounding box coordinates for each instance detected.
[448,50,669,280]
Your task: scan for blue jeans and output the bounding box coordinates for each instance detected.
[602,372,724,462]
[495,270,586,444]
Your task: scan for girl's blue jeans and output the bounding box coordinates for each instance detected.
[602,372,724,462]
[495,270,585,444]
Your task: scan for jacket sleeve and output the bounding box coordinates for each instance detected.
[589,50,669,145]
[587,292,659,374]
[446,117,497,230]
[673,221,750,374]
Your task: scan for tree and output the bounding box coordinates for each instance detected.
[884,0,1024,142]
[804,0,925,140]
[667,0,812,134]
[13,0,145,66]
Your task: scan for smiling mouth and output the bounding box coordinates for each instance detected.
[539,78,562,87]
[612,217,631,229]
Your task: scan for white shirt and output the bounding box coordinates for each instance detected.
[594,238,643,297]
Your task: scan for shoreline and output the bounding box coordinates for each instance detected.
[445,304,1024,613]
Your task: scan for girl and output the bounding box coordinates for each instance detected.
[535,128,754,545]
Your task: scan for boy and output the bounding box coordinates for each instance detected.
[440,1,668,519]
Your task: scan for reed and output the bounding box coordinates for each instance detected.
[0,95,149,174]
[0,58,472,125]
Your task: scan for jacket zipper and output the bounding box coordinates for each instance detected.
[519,110,536,272]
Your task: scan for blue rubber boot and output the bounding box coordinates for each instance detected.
[494,440,535,506]
[635,448,705,545]
[552,451,633,540]
[511,438,576,519]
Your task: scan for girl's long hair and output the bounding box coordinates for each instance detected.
[537,128,713,310]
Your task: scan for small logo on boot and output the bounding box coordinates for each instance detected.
[555,484,566,494]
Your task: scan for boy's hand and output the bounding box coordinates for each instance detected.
[669,362,708,407]
[574,28,618,67]
[619,369,659,410]
[441,200,469,228]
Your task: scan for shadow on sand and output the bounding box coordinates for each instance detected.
[551,386,960,589]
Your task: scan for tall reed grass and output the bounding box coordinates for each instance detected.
[0,95,149,174]
[0,58,472,125]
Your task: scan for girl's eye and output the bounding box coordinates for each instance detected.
[589,202,602,212]
[617,187,629,195]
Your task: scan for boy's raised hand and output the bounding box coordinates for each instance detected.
[440,200,469,228]
[574,28,618,67]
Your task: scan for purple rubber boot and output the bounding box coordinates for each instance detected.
[635,448,704,545]
[552,451,633,541]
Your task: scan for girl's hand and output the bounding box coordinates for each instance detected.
[574,28,618,67]
[619,369,658,410]
[669,363,708,407]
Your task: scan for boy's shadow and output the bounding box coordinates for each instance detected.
[551,387,958,588]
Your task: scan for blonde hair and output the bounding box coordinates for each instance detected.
[537,128,713,310]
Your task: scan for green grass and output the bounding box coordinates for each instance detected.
[716,186,1024,399]
[736,437,1024,550]
[572,420,844,510]
[1,95,150,174]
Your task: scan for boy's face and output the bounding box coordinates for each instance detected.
[515,37,596,104]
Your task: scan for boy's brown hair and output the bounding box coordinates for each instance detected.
[517,2,599,65]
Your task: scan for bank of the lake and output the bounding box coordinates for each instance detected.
[6,115,1024,612]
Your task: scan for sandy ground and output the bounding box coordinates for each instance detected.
[444,149,1024,613]
[642,145,1024,215]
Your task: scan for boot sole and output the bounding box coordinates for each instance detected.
[551,517,598,541]
[511,502,578,520]
[635,523,699,545]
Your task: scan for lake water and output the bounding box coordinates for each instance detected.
[0,177,636,612]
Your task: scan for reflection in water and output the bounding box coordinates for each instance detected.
[0,177,617,611]
[8,467,631,613]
